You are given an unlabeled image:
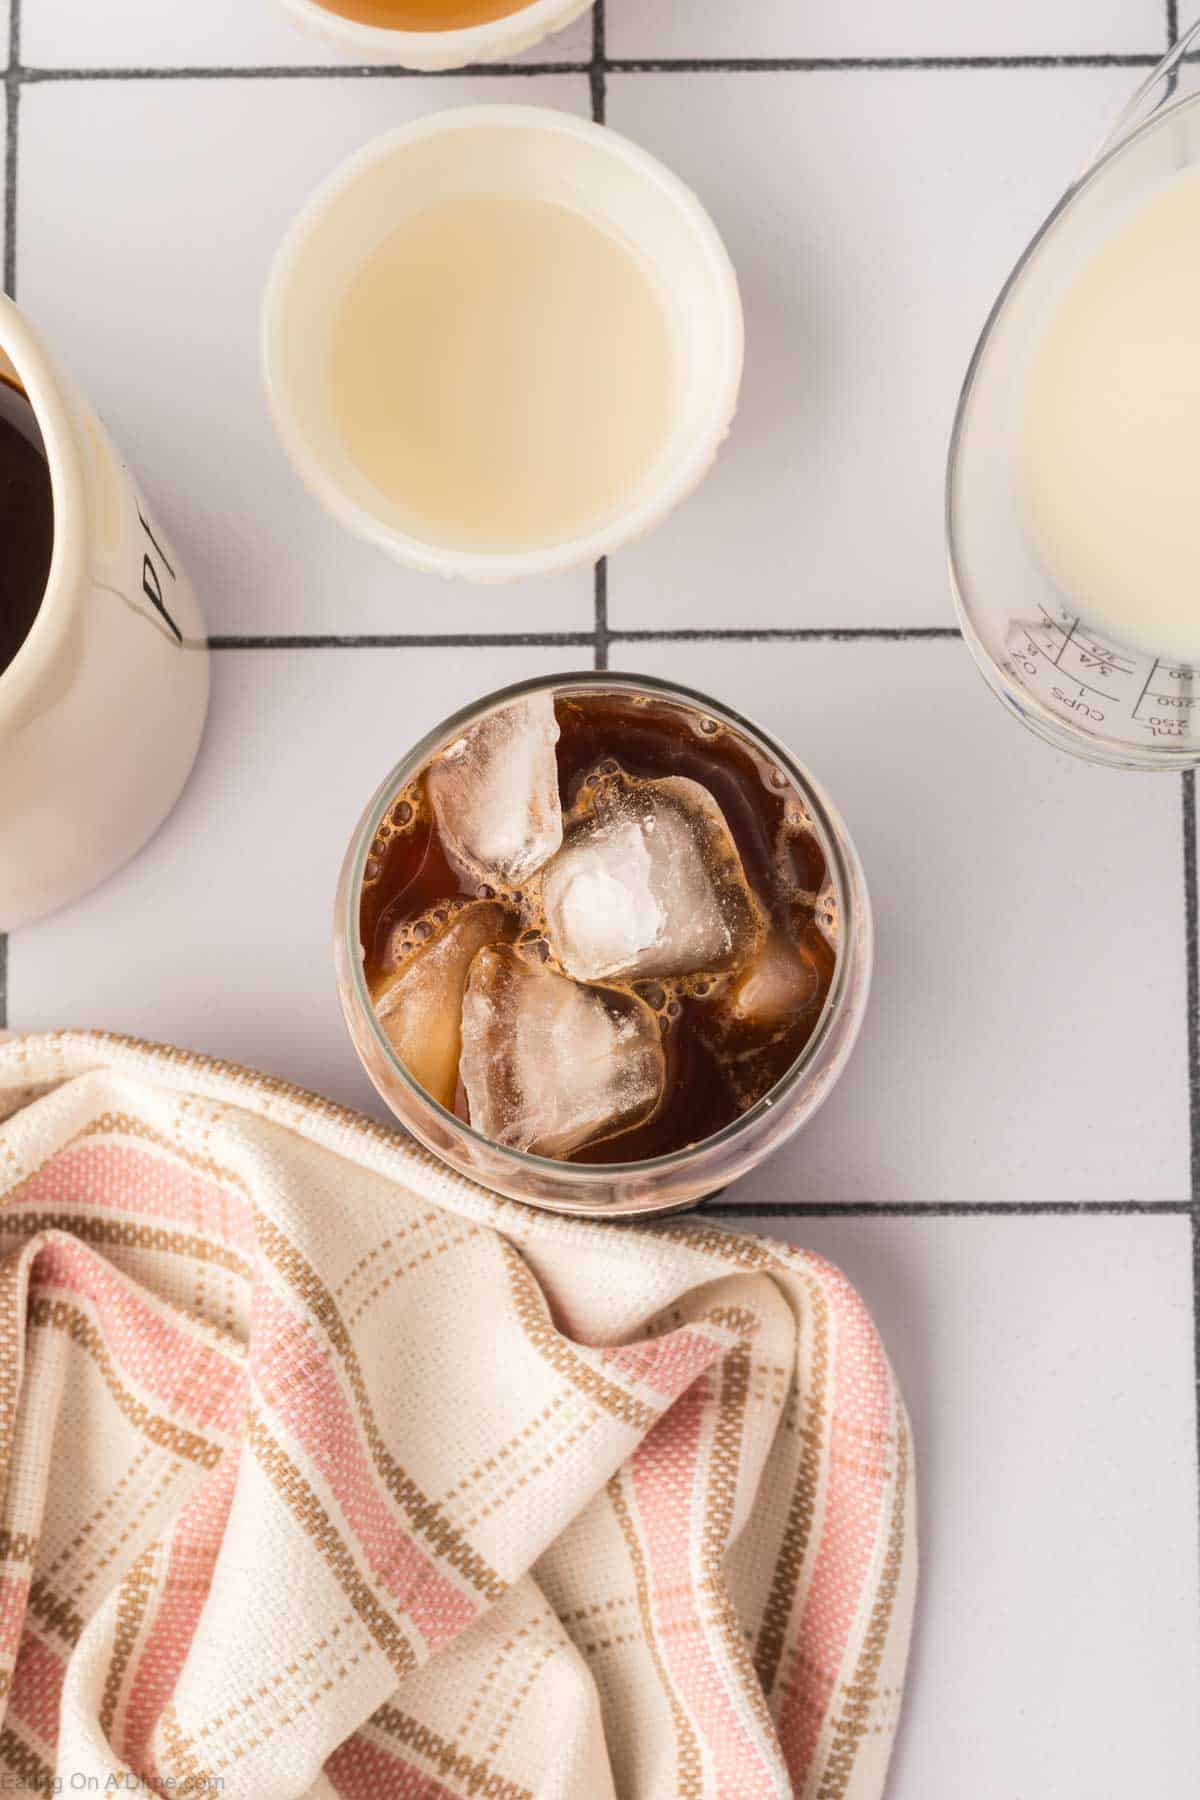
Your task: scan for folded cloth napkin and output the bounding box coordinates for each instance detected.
[0,1032,915,1800]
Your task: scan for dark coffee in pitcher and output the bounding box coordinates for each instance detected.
[0,382,54,680]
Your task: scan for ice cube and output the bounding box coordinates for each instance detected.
[460,946,664,1158]
[540,773,761,984]
[713,930,821,1035]
[697,923,831,1118]
[427,693,563,887]
[370,900,513,1109]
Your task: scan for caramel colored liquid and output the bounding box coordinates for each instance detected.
[315,0,534,28]
[0,396,54,680]
[361,693,839,1164]
[331,194,674,552]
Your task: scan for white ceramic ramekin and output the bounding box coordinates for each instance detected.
[262,105,744,584]
[275,0,595,70]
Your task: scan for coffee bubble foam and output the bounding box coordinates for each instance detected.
[364,780,427,886]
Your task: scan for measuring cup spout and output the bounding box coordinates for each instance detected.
[1087,14,1200,174]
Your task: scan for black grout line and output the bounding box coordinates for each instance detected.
[607,53,1172,74]
[1184,772,1199,1197]
[589,0,607,124]
[613,625,962,643]
[204,625,963,650]
[207,631,596,650]
[1181,765,1200,1573]
[4,0,19,302]
[702,1200,1196,1218]
[1161,0,1199,1618]
[13,53,1178,82]
[593,561,609,670]
[19,60,591,83]
[1192,1209,1200,1565]
[589,1,607,673]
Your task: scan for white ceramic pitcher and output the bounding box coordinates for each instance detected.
[0,296,209,930]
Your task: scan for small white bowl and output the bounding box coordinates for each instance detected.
[275,0,596,70]
[261,105,744,584]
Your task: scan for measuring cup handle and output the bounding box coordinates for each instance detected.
[1085,14,1200,175]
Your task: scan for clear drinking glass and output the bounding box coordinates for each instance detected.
[948,20,1200,769]
[334,672,872,1218]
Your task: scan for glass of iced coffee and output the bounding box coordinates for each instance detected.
[335,674,871,1216]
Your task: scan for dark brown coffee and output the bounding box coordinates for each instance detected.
[0,396,54,680]
[361,689,839,1163]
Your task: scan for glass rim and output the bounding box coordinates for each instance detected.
[340,668,860,1185]
[946,85,1200,770]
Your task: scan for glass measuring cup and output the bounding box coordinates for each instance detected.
[949,20,1200,769]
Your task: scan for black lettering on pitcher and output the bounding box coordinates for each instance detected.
[137,504,177,580]
[137,506,182,644]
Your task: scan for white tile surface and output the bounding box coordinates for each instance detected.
[613,637,1192,1202]
[604,66,1138,631]
[21,0,594,70]
[6,644,586,1109]
[609,0,1169,60]
[733,1211,1200,1800]
[6,8,1200,1789]
[17,73,595,637]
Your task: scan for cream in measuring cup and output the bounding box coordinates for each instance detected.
[1022,163,1200,667]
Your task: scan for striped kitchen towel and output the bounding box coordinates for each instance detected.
[0,1031,915,1800]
